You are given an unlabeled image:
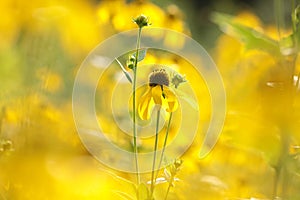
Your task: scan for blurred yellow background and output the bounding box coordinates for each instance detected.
[0,0,300,199]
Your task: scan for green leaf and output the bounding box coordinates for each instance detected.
[115,58,132,83]
[292,5,300,32]
[292,5,300,52]
[132,48,147,62]
[211,12,280,55]
[278,34,296,55]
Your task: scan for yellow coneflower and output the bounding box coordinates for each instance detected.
[138,69,178,120]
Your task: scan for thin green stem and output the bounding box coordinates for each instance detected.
[132,27,142,185]
[150,108,161,197]
[274,0,284,43]
[155,112,173,181]
[292,0,296,31]
[280,132,290,199]
[272,130,290,198]
[271,1,297,199]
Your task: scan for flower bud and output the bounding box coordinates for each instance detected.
[171,73,186,88]
[133,14,151,28]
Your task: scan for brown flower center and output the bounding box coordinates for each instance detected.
[149,69,170,87]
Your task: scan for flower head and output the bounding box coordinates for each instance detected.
[133,14,151,28]
[171,73,186,88]
[149,68,170,87]
[138,69,178,120]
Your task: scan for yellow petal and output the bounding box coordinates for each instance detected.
[164,87,179,112]
[151,85,163,105]
[138,87,154,120]
[167,100,178,112]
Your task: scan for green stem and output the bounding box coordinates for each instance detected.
[280,132,290,199]
[271,1,297,199]
[150,108,161,197]
[155,112,173,181]
[274,0,285,43]
[133,27,142,185]
[272,130,290,198]
[292,0,296,32]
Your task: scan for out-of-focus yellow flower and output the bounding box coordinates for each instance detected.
[138,69,178,120]
[113,0,165,31]
[162,4,189,49]
[97,0,126,26]
[96,1,189,50]
[214,12,278,109]
[214,11,264,72]
[55,1,102,55]
[233,11,262,30]
[36,68,63,93]
[214,34,243,71]
[0,1,20,49]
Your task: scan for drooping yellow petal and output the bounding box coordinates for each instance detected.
[164,87,179,112]
[137,85,179,120]
[138,87,154,120]
[151,85,163,105]
[167,100,178,112]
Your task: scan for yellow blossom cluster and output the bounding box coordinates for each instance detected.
[1,0,300,199]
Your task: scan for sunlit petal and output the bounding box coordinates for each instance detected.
[138,88,154,120]
[151,85,163,105]
[164,87,179,112]
[167,100,178,112]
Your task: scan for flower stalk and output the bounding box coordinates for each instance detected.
[150,108,161,198]
[131,14,150,186]
[132,26,142,185]
[271,0,299,198]
[128,15,150,188]
[155,112,173,181]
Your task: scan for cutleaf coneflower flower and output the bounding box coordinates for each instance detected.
[138,69,178,120]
